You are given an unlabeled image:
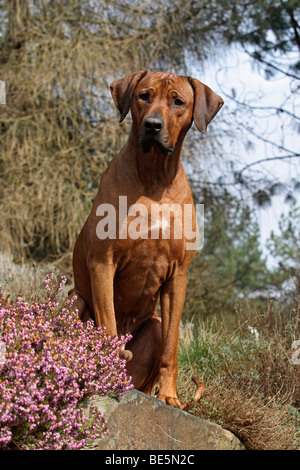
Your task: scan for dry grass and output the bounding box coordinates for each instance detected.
[181,375,299,450]
[0,252,68,301]
[0,0,222,275]
[178,307,300,450]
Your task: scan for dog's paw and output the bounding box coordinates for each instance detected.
[156,391,182,409]
[119,349,133,362]
[165,396,182,409]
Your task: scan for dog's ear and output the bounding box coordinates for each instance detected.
[188,77,224,133]
[110,70,148,122]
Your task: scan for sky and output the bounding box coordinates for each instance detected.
[190,45,300,266]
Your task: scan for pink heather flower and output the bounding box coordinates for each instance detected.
[0,274,133,450]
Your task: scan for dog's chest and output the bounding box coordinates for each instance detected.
[116,235,185,277]
[113,236,185,306]
[112,194,196,299]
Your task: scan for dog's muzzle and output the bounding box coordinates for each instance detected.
[144,116,164,134]
[140,117,173,155]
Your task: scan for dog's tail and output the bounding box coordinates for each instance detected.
[181,376,205,411]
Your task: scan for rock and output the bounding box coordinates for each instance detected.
[83,389,244,450]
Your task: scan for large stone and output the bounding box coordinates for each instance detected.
[83,389,244,450]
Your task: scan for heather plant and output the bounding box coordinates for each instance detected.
[0,274,133,450]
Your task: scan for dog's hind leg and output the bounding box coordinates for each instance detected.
[68,288,93,323]
[125,315,162,395]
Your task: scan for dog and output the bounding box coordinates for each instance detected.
[70,71,223,408]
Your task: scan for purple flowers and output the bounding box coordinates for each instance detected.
[0,274,133,450]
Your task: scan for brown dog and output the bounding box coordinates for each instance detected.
[70,71,223,408]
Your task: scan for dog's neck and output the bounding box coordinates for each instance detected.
[126,130,184,193]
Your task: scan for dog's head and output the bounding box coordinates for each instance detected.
[110,71,223,155]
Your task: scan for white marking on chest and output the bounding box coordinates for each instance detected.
[150,217,170,234]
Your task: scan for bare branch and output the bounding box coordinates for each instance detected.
[239,154,300,174]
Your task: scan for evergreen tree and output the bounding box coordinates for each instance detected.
[185,188,268,319]
[267,204,300,307]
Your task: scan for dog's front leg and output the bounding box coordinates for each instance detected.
[158,272,187,408]
[89,259,133,362]
[89,260,117,336]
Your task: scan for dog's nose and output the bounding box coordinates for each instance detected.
[144,116,164,134]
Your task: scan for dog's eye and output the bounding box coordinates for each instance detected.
[174,98,184,106]
[139,93,149,102]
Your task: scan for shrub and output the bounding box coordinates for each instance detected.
[0,274,133,450]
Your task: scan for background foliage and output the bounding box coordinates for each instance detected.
[0,0,299,320]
